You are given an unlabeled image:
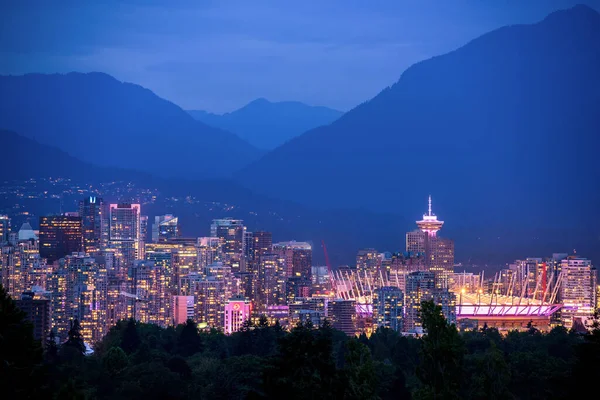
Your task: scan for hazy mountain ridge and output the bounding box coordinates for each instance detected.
[236,5,600,261]
[187,98,343,149]
[0,72,262,180]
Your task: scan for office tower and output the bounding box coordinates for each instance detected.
[79,196,105,253]
[327,299,357,336]
[39,215,83,263]
[0,215,9,243]
[256,253,286,311]
[50,253,108,343]
[406,196,454,289]
[18,222,37,241]
[197,237,222,270]
[129,260,170,326]
[559,256,596,329]
[251,231,273,259]
[373,286,404,332]
[210,218,245,271]
[108,203,142,270]
[172,295,195,325]
[356,248,381,283]
[224,295,252,334]
[152,215,179,242]
[273,241,312,280]
[16,291,52,344]
[404,271,436,333]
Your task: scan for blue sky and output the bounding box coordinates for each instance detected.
[1,0,598,113]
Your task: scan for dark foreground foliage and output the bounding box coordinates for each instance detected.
[2,283,600,399]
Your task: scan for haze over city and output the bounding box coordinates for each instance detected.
[1,1,600,398]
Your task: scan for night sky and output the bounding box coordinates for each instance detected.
[1,0,599,113]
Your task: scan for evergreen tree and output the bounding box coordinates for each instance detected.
[415,300,464,400]
[0,284,45,397]
[64,319,86,355]
[121,318,141,354]
[45,328,59,363]
[177,319,202,356]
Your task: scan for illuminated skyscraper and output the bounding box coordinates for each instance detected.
[356,248,381,283]
[404,270,456,332]
[79,196,105,253]
[256,253,287,311]
[327,299,357,336]
[404,271,435,333]
[152,215,180,242]
[224,295,252,334]
[108,203,142,269]
[373,286,404,332]
[197,237,222,270]
[273,241,312,280]
[0,215,9,244]
[50,253,108,344]
[210,218,245,271]
[129,260,170,326]
[406,196,454,288]
[39,215,83,263]
[559,256,596,329]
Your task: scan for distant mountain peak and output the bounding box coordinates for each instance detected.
[542,3,600,24]
[0,73,261,179]
[187,98,343,149]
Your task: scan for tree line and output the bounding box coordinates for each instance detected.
[1,283,599,399]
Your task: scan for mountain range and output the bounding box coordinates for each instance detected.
[187,98,343,149]
[1,5,599,263]
[0,72,262,179]
[237,4,600,261]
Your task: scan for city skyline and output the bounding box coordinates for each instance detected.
[2,2,600,398]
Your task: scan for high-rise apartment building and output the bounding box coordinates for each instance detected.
[210,218,245,271]
[327,299,357,336]
[152,215,179,242]
[129,260,170,326]
[356,248,381,283]
[197,237,222,270]
[79,196,105,253]
[50,253,108,344]
[16,291,52,344]
[404,271,436,333]
[108,203,142,269]
[273,241,312,280]
[256,253,286,311]
[39,215,83,263]
[560,256,596,329]
[373,286,404,332]
[0,215,9,244]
